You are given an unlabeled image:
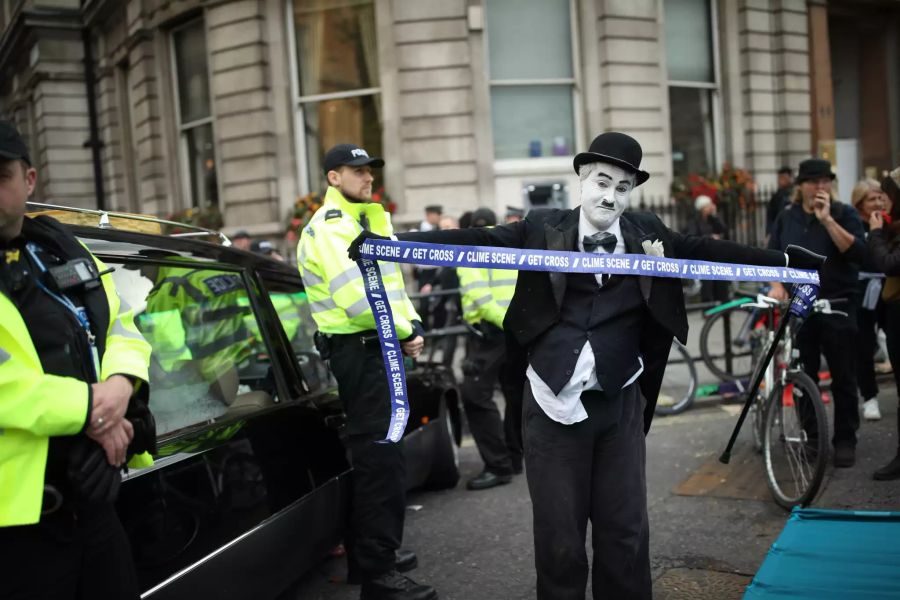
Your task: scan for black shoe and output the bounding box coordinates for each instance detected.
[874,452,900,481]
[360,570,437,600]
[466,471,512,491]
[833,442,856,468]
[348,550,418,584]
[395,549,418,573]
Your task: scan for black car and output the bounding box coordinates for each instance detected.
[38,206,462,599]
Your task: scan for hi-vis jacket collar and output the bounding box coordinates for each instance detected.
[324,187,390,234]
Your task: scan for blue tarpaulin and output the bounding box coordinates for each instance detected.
[744,508,900,599]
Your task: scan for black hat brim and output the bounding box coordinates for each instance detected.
[572,152,649,186]
[795,172,836,184]
[343,156,385,169]
[0,149,28,164]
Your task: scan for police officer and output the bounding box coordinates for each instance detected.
[298,144,436,600]
[457,208,520,489]
[0,120,154,598]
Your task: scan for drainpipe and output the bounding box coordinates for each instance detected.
[82,28,105,211]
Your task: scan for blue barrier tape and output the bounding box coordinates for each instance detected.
[357,238,819,443]
[357,257,410,443]
[359,239,820,284]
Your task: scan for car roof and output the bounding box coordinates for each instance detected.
[65,222,302,281]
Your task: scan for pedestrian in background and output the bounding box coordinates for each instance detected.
[685,195,729,303]
[0,120,155,599]
[456,208,520,490]
[851,179,888,421]
[768,158,866,468]
[865,167,900,481]
[297,143,435,600]
[231,229,252,251]
[767,166,794,236]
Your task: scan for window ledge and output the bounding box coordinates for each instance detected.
[493,156,574,177]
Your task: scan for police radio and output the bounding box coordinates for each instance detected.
[47,258,113,292]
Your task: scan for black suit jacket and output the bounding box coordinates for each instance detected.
[399,208,787,431]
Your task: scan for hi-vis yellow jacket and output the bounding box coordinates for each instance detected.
[297,187,420,338]
[0,252,152,526]
[457,267,518,329]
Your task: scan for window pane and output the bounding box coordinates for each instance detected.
[490,85,574,159]
[185,123,218,207]
[486,0,573,80]
[669,87,715,177]
[173,20,211,123]
[302,94,383,192]
[664,0,713,83]
[294,0,379,97]
[117,264,276,439]
[259,279,334,393]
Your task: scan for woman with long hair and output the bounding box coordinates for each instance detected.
[866,167,900,480]
[852,179,888,421]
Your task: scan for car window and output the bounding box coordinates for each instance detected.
[258,275,333,393]
[109,261,277,439]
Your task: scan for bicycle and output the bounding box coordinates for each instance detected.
[721,279,844,510]
[698,289,774,382]
[655,339,698,416]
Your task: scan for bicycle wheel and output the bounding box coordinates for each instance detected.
[762,370,828,510]
[699,305,763,381]
[655,340,698,416]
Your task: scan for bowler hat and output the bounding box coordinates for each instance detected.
[795,158,835,184]
[471,208,497,227]
[573,132,649,186]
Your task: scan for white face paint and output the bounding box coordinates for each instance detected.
[578,161,636,231]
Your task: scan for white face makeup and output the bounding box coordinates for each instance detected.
[578,161,636,231]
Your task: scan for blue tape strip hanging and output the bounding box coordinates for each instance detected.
[357,238,820,443]
[357,257,410,443]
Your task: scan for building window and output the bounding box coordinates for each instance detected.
[485,0,577,160]
[290,0,381,193]
[665,0,719,178]
[172,19,218,208]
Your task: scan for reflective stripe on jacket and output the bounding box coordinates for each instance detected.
[297,187,420,337]
[0,252,152,526]
[457,267,518,329]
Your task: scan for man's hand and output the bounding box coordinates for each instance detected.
[89,375,133,435]
[87,418,133,467]
[813,191,831,222]
[768,282,790,302]
[348,231,390,261]
[401,335,424,359]
[870,211,884,231]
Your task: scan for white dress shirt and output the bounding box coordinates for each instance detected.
[525,210,643,424]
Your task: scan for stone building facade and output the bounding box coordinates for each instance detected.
[0,0,897,242]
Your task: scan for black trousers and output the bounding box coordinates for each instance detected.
[500,335,527,470]
[856,301,884,401]
[329,334,407,579]
[460,329,514,475]
[0,503,139,599]
[796,307,860,445]
[884,303,900,441]
[524,383,651,600]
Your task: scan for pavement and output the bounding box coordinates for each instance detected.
[285,309,900,600]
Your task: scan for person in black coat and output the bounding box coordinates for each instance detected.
[350,132,820,600]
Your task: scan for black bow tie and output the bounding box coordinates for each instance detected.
[583,231,617,253]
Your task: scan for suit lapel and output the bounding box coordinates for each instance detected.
[619,213,653,301]
[544,208,581,308]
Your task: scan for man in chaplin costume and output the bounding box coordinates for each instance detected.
[350,132,821,599]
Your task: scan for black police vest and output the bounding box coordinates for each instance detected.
[528,271,646,395]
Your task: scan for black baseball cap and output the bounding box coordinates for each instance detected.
[322,143,384,175]
[0,120,31,165]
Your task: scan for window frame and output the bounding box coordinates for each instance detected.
[285,0,382,195]
[484,0,584,169]
[665,0,724,176]
[169,17,221,210]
